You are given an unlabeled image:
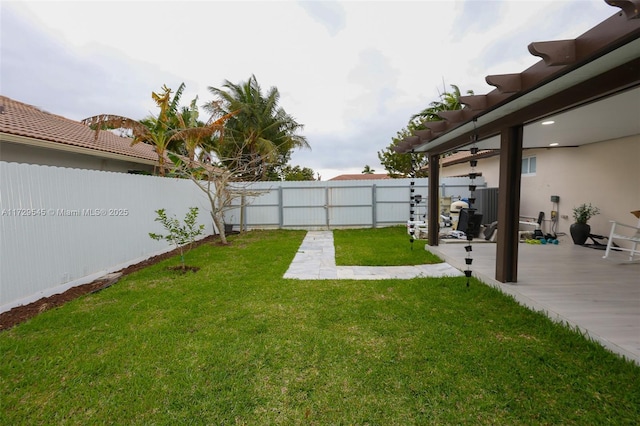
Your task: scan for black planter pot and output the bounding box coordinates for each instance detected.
[570,223,591,245]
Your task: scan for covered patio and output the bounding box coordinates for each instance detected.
[426,237,640,364]
[395,0,640,284]
[394,1,640,364]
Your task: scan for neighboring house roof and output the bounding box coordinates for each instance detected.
[329,173,390,181]
[0,95,158,164]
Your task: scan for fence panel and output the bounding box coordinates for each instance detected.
[0,162,214,312]
[281,185,327,228]
[225,177,483,230]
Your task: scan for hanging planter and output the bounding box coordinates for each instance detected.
[464,125,478,287]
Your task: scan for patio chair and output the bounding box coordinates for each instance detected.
[602,210,640,261]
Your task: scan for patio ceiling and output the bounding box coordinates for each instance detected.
[475,85,640,151]
[397,1,640,155]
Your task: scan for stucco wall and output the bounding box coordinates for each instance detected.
[441,155,500,188]
[521,135,639,237]
[0,141,155,174]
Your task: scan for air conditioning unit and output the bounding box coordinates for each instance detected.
[474,187,498,224]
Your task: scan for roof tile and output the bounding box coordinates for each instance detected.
[0,95,158,162]
[329,174,390,181]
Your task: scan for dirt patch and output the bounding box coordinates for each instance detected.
[167,265,200,273]
[0,235,219,331]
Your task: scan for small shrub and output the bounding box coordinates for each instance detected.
[149,207,205,269]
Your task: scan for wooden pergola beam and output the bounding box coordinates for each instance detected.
[495,126,523,282]
[427,153,441,245]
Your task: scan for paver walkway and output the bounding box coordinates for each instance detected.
[283,231,464,280]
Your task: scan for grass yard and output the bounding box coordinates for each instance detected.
[1,229,639,424]
[334,226,442,266]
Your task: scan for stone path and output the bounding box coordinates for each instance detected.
[283,231,464,280]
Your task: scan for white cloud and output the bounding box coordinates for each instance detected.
[297,0,347,36]
[1,0,614,180]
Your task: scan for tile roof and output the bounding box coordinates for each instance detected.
[329,173,390,181]
[0,95,158,163]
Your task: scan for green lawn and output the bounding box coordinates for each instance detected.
[2,229,638,424]
[334,226,442,266]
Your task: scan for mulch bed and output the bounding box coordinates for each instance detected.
[0,235,220,331]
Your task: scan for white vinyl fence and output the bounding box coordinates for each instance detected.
[1,161,481,312]
[224,178,480,230]
[0,162,214,312]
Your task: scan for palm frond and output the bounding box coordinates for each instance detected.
[169,126,219,142]
[169,82,187,116]
[187,96,199,127]
[81,114,148,140]
[152,85,171,108]
[206,109,240,127]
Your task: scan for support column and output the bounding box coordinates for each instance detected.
[496,125,523,282]
[428,152,440,245]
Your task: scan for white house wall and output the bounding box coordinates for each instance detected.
[521,135,640,238]
[0,141,156,174]
[439,156,500,188]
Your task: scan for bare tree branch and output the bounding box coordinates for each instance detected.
[168,145,269,244]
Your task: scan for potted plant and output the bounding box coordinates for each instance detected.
[570,203,600,245]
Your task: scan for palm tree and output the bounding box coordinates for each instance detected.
[169,107,239,168]
[362,165,375,174]
[204,75,309,180]
[378,83,475,178]
[82,83,186,176]
[411,84,473,123]
[172,96,202,161]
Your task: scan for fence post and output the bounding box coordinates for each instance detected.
[240,194,246,232]
[278,186,283,229]
[372,184,377,228]
[325,185,330,229]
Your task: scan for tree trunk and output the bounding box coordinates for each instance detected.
[211,211,227,244]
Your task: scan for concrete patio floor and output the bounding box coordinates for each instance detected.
[425,235,640,364]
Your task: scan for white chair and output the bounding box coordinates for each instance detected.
[603,210,640,261]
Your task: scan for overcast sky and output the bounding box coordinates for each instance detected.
[2,0,614,179]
